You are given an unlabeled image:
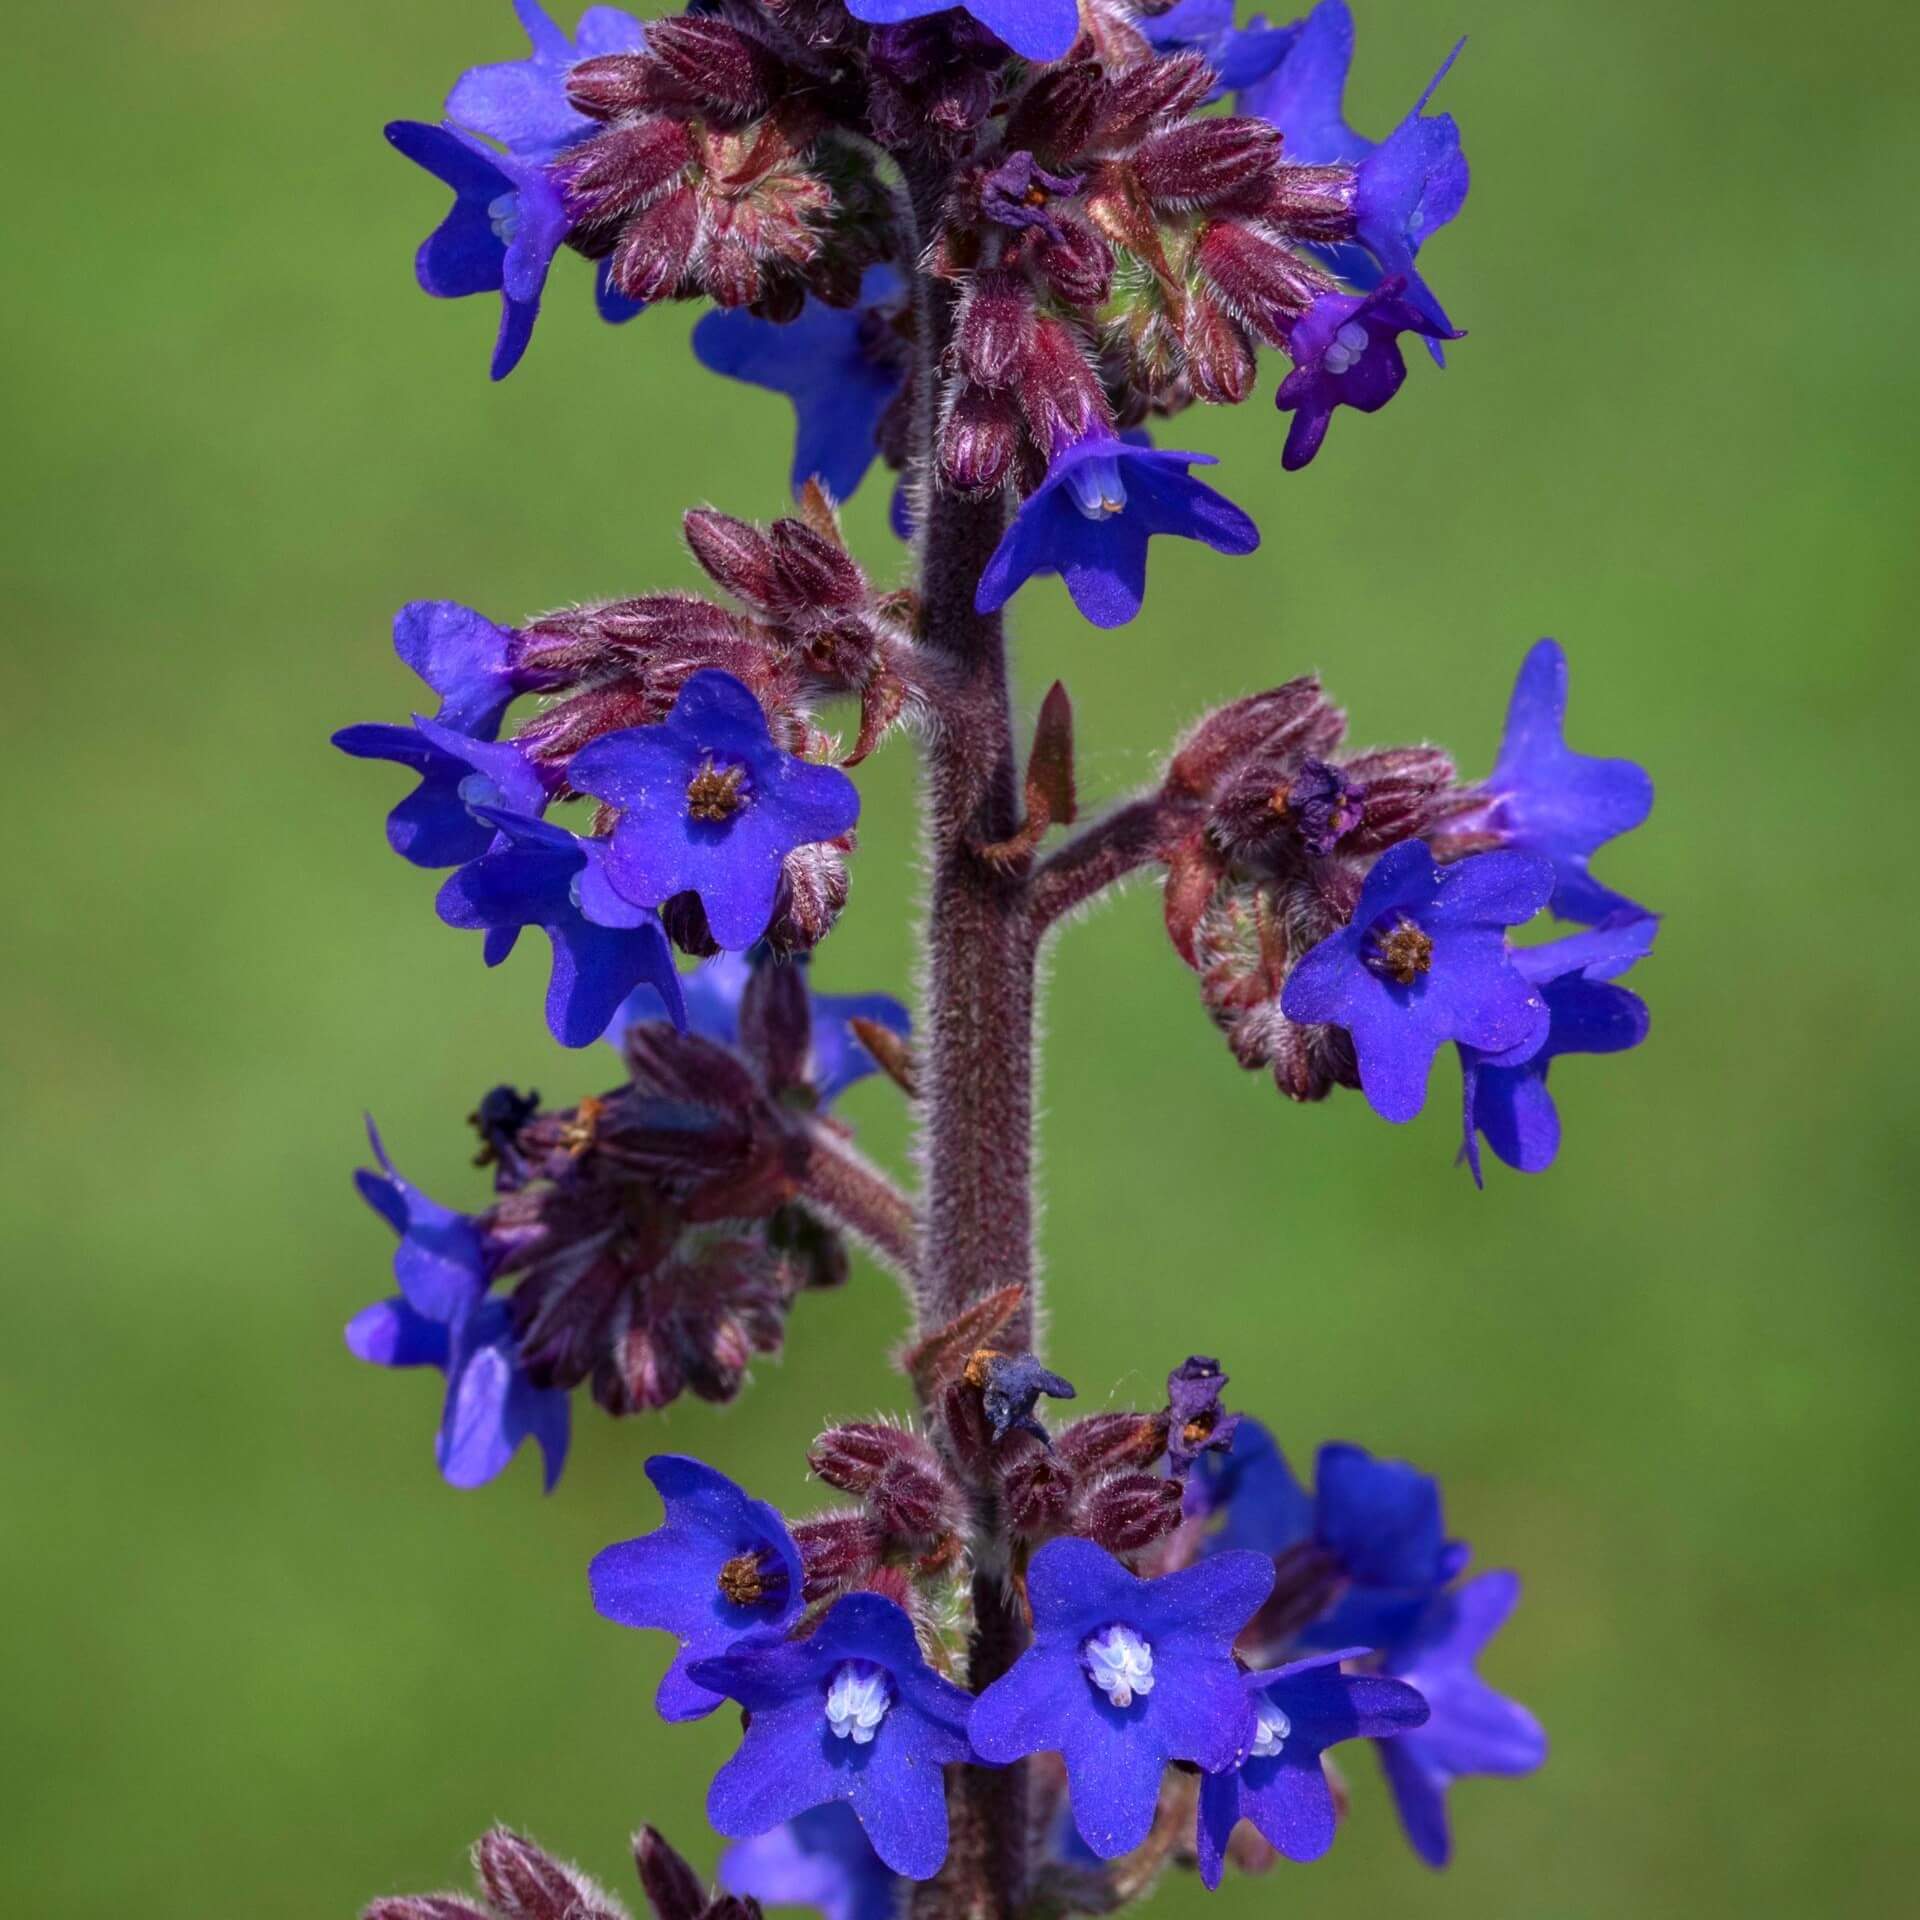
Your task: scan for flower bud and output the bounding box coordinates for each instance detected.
[1072,1471,1185,1554]
[871,1453,965,1539]
[557,118,694,222]
[1195,219,1337,340]
[643,18,777,122]
[1004,62,1107,163]
[1032,216,1113,309]
[764,840,850,955]
[477,1829,623,1920]
[809,1420,934,1493]
[610,186,700,302]
[998,1435,1075,1536]
[737,954,813,1094]
[1182,293,1256,404]
[792,1511,884,1601]
[566,53,655,120]
[633,1828,708,1920]
[1337,746,1461,852]
[770,518,868,611]
[1017,316,1111,452]
[957,270,1038,387]
[1135,118,1280,209]
[940,385,1022,493]
[685,509,783,607]
[1166,678,1347,799]
[1097,53,1214,150]
[364,1902,489,1920]
[1055,1411,1168,1474]
[1261,163,1358,240]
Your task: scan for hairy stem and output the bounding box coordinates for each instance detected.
[793,1123,921,1290]
[902,155,1035,1920]
[1027,794,1174,942]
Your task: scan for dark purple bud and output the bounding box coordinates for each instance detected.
[610,186,701,302]
[659,888,721,958]
[766,1203,851,1291]
[1017,316,1110,451]
[871,1453,965,1539]
[792,1511,884,1601]
[1032,215,1112,309]
[1270,1014,1358,1103]
[1135,118,1280,209]
[1004,62,1107,162]
[1182,294,1256,404]
[1261,163,1358,242]
[1164,1355,1241,1468]
[769,519,868,611]
[633,1827,706,1920]
[940,385,1023,493]
[809,1419,937,1493]
[566,53,655,120]
[957,270,1038,387]
[476,1830,622,1920]
[1196,220,1336,340]
[685,509,783,607]
[974,1350,1077,1443]
[1337,745,1461,852]
[1097,53,1214,149]
[557,118,694,222]
[997,1434,1076,1536]
[749,274,809,325]
[643,18,777,121]
[763,840,849,955]
[1055,1411,1170,1474]
[1166,678,1347,798]
[1073,1471,1185,1554]
[469,1083,541,1189]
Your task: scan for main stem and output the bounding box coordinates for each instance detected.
[905,158,1036,1920]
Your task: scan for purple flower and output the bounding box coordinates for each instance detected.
[1240,1,1469,344]
[345,1122,568,1489]
[386,120,575,381]
[1302,1443,1468,1652]
[607,950,912,1105]
[331,713,548,868]
[1140,0,1298,95]
[1165,1355,1240,1470]
[391,599,546,740]
[968,1537,1273,1859]
[445,2,647,163]
[1275,282,1461,471]
[1374,1572,1547,1868]
[1192,1419,1314,1553]
[976,432,1259,630]
[693,268,908,503]
[1195,1653,1428,1885]
[689,1593,976,1880]
[567,671,861,951]
[842,0,1080,66]
[979,153,1085,241]
[721,1805,899,1920]
[436,809,687,1047]
[1475,640,1656,924]
[1280,839,1553,1123]
[1461,914,1656,1183]
[589,1454,806,1722]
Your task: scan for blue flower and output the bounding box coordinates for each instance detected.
[1195,1652,1428,1885]
[968,1537,1273,1860]
[1191,1418,1314,1555]
[721,1805,900,1920]
[589,1454,806,1722]
[391,599,547,740]
[1461,914,1656,1182]
[606,950,912,1105]
[841,0,1080,66]
[1139,0,1297,96]
[976,431,1259,630]
[445,2,648,164]
[1240,1,1469,345]
[344,1121,567,1489]
[1374,1572,1547,1868]
[436,809,686,1047]
[693,268,909,504]
[567,671,861,951]
[1275,282,1461,471]
[1280,840,1553,1123]
[690,1593,976,1881]
[332,713,548,868]
[385,120,576,381]
[1476,640,1656,924]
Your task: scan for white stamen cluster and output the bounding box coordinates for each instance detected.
[1323,319,1371,375]
[487,192,521,245]
[824,1660,892,1745]
[1083,1624,1155,1709]
[1250,1703,1293,1758]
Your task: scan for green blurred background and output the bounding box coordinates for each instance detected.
[3,1,1915,1914]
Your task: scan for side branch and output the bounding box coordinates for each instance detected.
[794,1123,921,1290]
[1027,794,1180,941]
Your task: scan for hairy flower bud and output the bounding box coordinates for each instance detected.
[1182,293,1256,404]
[1167,678,1348,799]
[633,1828,706,1920]
[1032,216,1113,309]
[1017,315,1111,452]
[557,119,694,223]
[770,519,868,612]
[1337,745,1463,852]
[642,18,778,123]
[1004,62,1108,164]
[685,509,783,607]
[1261,163,1358,242]
[764,840,850,954]
[1072,1471,1185,1554]
[1135,118,1280,209]
[792,1511,884,1601]
[477,1830,624,1920]
[1097,53,1215,151]
[610,186,701,301]
[940,384,1022,493]
[1055,1411,1169,1474]
[566,53,655,120]
[997,1434,1075,1536]
[1196,220,1338,340]
[957,269,1038,387]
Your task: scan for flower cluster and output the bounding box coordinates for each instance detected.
[385,0,1472,626]
[344,946,910,1486]
[1158,638,1655,1172]
[346,6,1652,1917]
